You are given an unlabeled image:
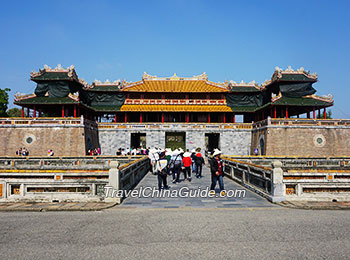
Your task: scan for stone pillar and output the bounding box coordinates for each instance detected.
[105,161,121,203]
[271,160,285,202]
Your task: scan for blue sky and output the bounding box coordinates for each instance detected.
[1,0,349,118]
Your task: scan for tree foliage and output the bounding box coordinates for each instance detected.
[7,107,25,117]
[0,88,10,117]
[317,109,332,119]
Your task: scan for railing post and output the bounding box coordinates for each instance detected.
[271,160,285,202]
[105,160,121,203]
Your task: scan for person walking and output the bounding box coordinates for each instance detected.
[156,152,169,190]
[209,149,225,196]
[182,151,192,182]
[194,148,205,178]
[169,149,182,183]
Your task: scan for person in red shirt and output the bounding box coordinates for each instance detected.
[209,149,225,195]
[182,152,192,182]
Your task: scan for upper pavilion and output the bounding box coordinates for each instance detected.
[14,65,333,123]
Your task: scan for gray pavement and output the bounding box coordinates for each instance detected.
[0,208,349,259]
[121,165,275,208]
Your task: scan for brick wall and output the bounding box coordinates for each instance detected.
[1,126,86,156]
[252,126,350,156]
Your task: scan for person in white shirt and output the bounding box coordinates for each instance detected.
[156,152,169,190]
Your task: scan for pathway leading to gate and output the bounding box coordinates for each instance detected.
[121,166,277,208]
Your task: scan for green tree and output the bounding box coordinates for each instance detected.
[7,107,25,117]
[0,88,10,117]
[317,109,332,119]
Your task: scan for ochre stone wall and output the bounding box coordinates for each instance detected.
[252,126,350,156]
[1,127,86,156]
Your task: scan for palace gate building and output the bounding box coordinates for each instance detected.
[8,64,339,157]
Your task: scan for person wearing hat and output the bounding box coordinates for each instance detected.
[194,147,205,178]
[182,152,192,182]
[209,149,225,196]
[169,149,183,183]
[155,152,170,190]
[148,148,160,175]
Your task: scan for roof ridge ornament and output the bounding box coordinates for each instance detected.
[30,64,78,80]
[142,72,208,81]
[272,66,318,81]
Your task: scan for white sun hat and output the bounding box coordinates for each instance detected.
[212,149,222,157]
[178,148,184,154]
[191,149,196,153]
[183,152,191,157]
[172,149,180,156]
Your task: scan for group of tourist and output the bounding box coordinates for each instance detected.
[116,147,149,156]
[87,148,101,156]
[149,147,226,195]
[16,147,29,156]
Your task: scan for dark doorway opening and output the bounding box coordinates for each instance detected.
[131,133,146,148]
[205,133,220,154]
[165,132,186,150]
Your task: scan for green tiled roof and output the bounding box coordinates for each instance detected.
[84,86,121,92]
[272,96,332,107]
[15,97,79,105]
[279,73,317,82]
[31,72,74,81]
[228,106,257,112]
[87,105,122,112]
[229,87,261,93]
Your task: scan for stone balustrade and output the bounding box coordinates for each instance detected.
[98,122,252,129]
[0,156,149,203]
[222,156,350,201]
[221,156,284,202]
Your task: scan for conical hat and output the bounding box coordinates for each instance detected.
[183,152,191,157]
[213,149,222,156]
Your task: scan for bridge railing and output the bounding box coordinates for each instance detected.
[221,156,284,202]
[0,156,144,170]
[222,156,350,201]
[0,156,148,203]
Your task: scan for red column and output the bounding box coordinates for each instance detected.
[74,105,77,117]
[62,105,64,117]
[125,113,127,123]
[186,113,189,123]
[33,106,36,118]
[324,108,327,119]
[208,113,211,123]
[274,106,277,118]
[115,114,117,123]
[162,113,164,123]
[233,113,235,123]
[313,107,315,119]
[223,113,226,123]
[21,107,24,118]
[140,113,143,123]
[286,107,289,118]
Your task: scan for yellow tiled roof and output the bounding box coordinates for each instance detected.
[122,80,229,93]
[120,104,232,112]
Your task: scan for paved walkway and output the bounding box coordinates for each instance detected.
[121,166,276,208]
